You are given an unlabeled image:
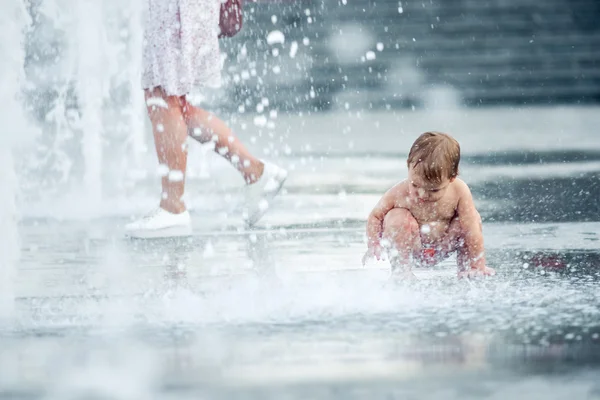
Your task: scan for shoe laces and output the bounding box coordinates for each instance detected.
[142,208,162,221]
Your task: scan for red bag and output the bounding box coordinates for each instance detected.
[219,0,244,38]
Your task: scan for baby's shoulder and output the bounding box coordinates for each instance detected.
[449,178,475,204]
[382,179,409,204]
[389,179,410,196]
[451,177,470,193]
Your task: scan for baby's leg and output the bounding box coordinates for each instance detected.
[145,87,188,214]
[382,208,422,275]
[444,215,485,274]
[180,98,264,184]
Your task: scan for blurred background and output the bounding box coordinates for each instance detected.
[223,0,600,111]
[18,0,600,217]
[0,0,599,399]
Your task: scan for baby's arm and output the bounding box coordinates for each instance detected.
[456,184,494,276]
[363,184,402,264]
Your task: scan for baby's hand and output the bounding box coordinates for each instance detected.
[458,266,496,279]
[362,244,383,266]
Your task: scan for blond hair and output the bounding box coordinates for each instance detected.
[407,132,460,183]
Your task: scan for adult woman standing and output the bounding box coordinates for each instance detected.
[126,0,287,238]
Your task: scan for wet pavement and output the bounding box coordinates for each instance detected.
[2,108,600,399]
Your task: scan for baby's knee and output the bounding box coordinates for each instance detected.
[383,209,418,237]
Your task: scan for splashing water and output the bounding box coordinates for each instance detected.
[0,152,18,320]
[0,0,35,320]
[125,0,148,181]
[75,0,108,209]
[20,0,152,217]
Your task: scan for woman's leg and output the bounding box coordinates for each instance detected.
[180,98,264,184]
[145,87,188,213]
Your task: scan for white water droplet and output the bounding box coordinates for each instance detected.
[266,30,285,45]
[157,164,170,177]
[218,146,229,155]
[253,115,268,127]
[289,41,298,58]
[146,97,168,109]
[168,169,184,182]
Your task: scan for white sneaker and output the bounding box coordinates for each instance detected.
[125,208,192,239]
[242,161,287,226]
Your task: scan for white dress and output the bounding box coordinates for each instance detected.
[142,0,224,96]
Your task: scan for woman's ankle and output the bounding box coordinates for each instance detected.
[243,160,265,184]
[160,198,187,214]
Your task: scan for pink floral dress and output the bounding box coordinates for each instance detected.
[142,0,224,96]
